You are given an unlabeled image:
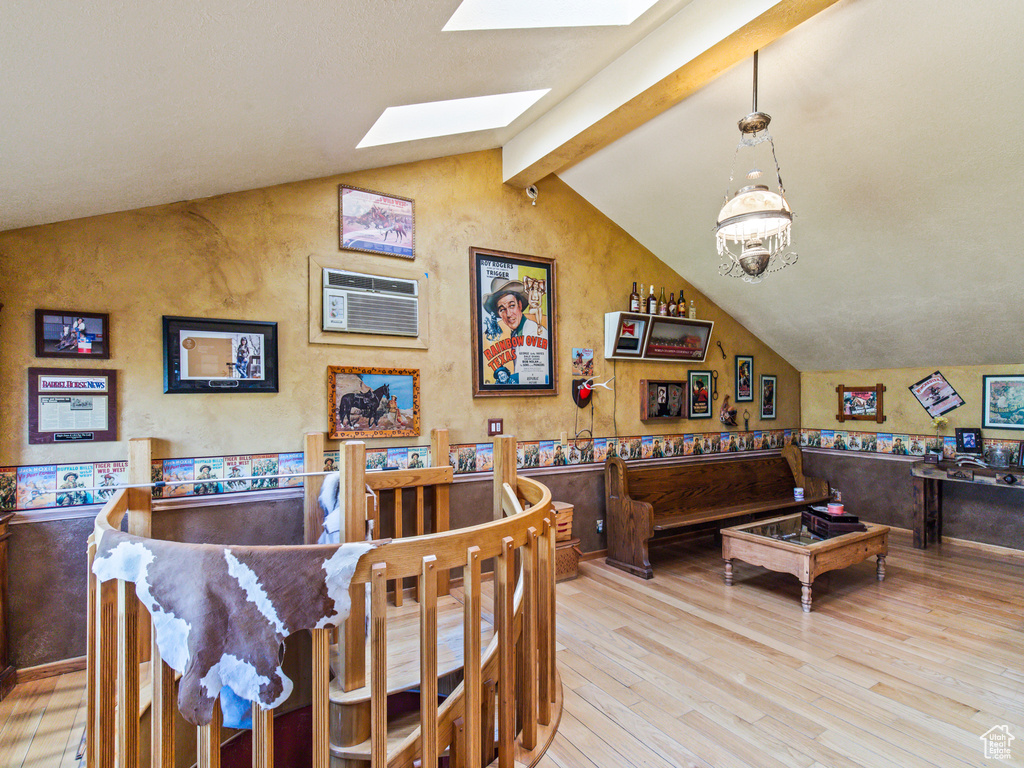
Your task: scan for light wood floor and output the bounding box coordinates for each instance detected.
[3,530,1022,768]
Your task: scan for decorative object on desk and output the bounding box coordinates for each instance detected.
[163,316,278,394]
[981,374,1024,430]
[986,443,1012,468]
[339,185,414,259]
[640,379,686,420]
[688,371,712,419]
[714,51,797,283]
[955,427,983,455]
[719,394,738,426]
[909,371,964,418]
[760,374,777,420]
[28,367,117,444]
[35,309,109,359]
[835,383,886,423]
[327,365,420,439]
[735,355,753,402]
[469,247,556,397]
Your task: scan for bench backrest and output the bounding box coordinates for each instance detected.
[608,454,798,515]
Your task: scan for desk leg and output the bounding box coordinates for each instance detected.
[929,480,943,544]
[912,476,928,549]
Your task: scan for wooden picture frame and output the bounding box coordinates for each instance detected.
[328,365,420,439]
[28,367,117,444]
[735,355,753,402]
[640,379,687,420]
[836,383,885,423]
[761,374,778,420]
[955,427,982,454]
[469,247,556,397]
[339,185,415,260]
[163,316,279,394]
[981,375,1024,431]
[688,371,712,419]
[35,309,109,359]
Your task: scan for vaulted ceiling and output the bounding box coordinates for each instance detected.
[4,0,1022,371]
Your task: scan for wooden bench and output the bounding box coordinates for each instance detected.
[604,445,829,579]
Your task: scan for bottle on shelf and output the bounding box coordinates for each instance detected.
[667,292,677,317]
[657,287,668,315]
[679,289,686,314]
[688,299,696,319]
[629,282,641,313]
[647,285,657,314]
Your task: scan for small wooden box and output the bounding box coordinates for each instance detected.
[555,537,581,582]
[552,500,574,542]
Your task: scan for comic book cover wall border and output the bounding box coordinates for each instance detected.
[35,309,110,359]
[469,247,557,397]
[339,185,415,260]
[163,316,279,393]
[328,365,421,439]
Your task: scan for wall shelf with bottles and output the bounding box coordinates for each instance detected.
[604,312,714,362]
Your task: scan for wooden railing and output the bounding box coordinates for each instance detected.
[86,434,559,768]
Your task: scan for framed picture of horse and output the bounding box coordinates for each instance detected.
[339,185,415,260]
[328,366,420,439]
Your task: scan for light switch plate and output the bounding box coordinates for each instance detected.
[488,418,503,435]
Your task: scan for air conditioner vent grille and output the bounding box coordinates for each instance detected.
[325,270,416,296]
[347,294,419,336]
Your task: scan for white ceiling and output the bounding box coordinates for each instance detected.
[3,0,1022,371]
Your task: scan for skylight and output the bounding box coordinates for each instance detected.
[443,0,661,30]
[356,90,550,148]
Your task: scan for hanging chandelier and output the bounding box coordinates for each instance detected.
[715,51,797,283]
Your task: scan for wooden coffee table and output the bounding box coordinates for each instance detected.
[722,513,889,612]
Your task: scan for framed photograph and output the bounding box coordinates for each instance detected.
[735,355,753,402]
[909,370,964,418]
[339,185,415,260]
[688,371,712,419]
[469,247,556,397]
[982,375,1024,430]
[28,367,117,444]
[163,316,278,393]
[761,374,778,420]
[35,309,109,359]
[328,366,420,439]
[640,379,687,420]
[955,427,983,454]
[835,383,886,423]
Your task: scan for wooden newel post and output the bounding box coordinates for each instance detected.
[127,438,153,664]
[432,429,451,595]
[492,435,517,521]
[341,441,367,693]
[303,432,327,544]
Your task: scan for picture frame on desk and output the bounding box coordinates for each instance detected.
[955,427,983,455]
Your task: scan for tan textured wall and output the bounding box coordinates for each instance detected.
[801,364,1024,438]
[0,149,798,465]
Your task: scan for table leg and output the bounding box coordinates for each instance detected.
[801,582,812,612]
[724,559,733,586]
[876,554,886,581]
[912,476,927,549]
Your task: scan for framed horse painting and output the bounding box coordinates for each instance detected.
[328,366,420,439]
[339,185,415,260]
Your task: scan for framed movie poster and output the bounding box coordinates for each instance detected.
[163,316,279,393]
[688,371,712,419]
[982,375,1024,430]
[735,355,753,402]
[469,247,556,397]
[339,185,415,260]
[328,366,420,439]
[761,374,778,420]
[909,370,964,418]
[35,309,109,359]
[28,367,117,444]
[835,383,885,423]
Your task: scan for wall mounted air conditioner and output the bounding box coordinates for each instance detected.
[322,268,419,337]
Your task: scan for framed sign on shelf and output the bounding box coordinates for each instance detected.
[469,247,556,397]
[28,367,117,444]
[163,316,279,393]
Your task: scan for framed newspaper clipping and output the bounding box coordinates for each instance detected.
[28,367,117,444]
[469,247,556,397]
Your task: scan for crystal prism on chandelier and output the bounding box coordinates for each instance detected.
[715,51,797,283]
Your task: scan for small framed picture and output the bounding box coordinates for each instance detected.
[955,427,983,454]
[35,309,109,359]
[982,375,1024,431]
[339,185,415,259]
[328,366,420,439]
[688,371,712,419]
[761,374,777,420]
[163,316,279,393]
[735,355,753,402]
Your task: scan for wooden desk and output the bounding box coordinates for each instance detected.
[911,461,1024,549]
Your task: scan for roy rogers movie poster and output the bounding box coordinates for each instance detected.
[471,248,556,396]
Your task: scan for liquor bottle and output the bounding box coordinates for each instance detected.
[688,299,696,319]
[646,285,657,314]
[679,289,686,313]
[629,282,641,313]
[667,292,677,317]
[657,287,668,315]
